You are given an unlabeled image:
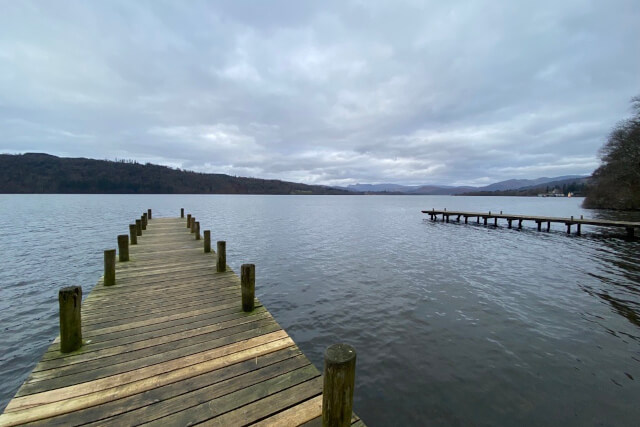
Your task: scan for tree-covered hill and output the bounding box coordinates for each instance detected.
[0,153,353,195]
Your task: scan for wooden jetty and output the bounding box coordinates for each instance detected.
[423,209,639,238]
[0,211,363,426]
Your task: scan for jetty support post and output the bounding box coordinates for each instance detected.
[547,221,551,232]
[191,217,196,233]
[456,215,461,222]
[476,216,480,224]
[147,209,152,220]
[135,219,142,236]
[483,216,488,226]
[141,214,147,230]
[181,208,184,218]
[241,264,255,312]
[566,223,571,234]
[117,234,129,262]
[129,224,137,245]
[195,221,201,240]
[322,343,357,427]
[216,241,226,272]
[464,215,468,224]
[187,214,192,228]
[536,221,542,232]
[104,249,116,286]
[204,230,211,253]
[494,217,498,227]
[518,219,523,230]
[58,286,82,353]
[577,224,581,236]
[507,219,512,229]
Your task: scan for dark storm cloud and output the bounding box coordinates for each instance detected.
[1,0,639,185]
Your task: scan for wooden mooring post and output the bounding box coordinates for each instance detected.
[141,213,147,230]
[241,264,255,312]
[103,249,116,286]
[58,286,82,353]
[217,241,226,272]
[135,219,142,236]
[190,217,196,233]
[195,221,200,240]
[204,230,211,253]
[129,224,137,245]
[180,208,184,218]
[323,343,357,427]
[117,234,129,262]
[147,209,152,220]
[186,214,191,228]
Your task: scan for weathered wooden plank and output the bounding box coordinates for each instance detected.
[251,394,322,427]
[141,371,322,427]
[26,347,305,427]
[19,323,283,395]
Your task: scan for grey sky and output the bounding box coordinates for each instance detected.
[1,1,639,186]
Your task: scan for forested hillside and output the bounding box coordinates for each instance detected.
[0,153,352,195]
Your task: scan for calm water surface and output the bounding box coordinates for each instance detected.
[1,195,639,426]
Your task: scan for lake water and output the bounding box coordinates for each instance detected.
[0,194,639,426]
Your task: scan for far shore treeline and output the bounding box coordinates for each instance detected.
[0,153,352,195]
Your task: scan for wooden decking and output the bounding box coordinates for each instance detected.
[0,217,364,426]
[423,209,639,237]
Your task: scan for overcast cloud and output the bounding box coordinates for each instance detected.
[1,0,639,186]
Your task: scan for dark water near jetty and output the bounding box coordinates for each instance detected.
[1,194,639,426]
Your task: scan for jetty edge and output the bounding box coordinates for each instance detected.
[0,209,364,427]
[423,209,639,238]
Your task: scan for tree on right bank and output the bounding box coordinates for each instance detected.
[584,96,640,210]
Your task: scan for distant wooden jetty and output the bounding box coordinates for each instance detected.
[0,210,364,426]
[423,209,639,238]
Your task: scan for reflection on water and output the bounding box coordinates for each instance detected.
[0,194,639,426]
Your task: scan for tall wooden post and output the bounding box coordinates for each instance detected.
[187,214,191,228]
[141,214,147,230]
[322,343,356,427]
[117,234,129,262]
[147,209,152,220]
[104,249,116,286]
[204,230,211,253]
[195,222,201,240]
[129,224,137,245]
[181,208,185,218]
[59,286,82,353]
[217,241,226,272]
[135,219,142,236]
[241,264,255,312]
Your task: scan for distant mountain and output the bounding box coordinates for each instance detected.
[0,153,354,195]
[460,176,590,196]
[341,175,588,195]
[345,183,417,192]
[477,175,586,192]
